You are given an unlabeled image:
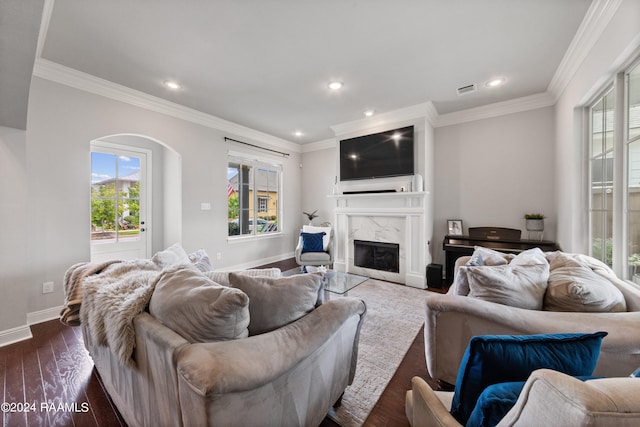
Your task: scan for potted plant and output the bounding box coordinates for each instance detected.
[524,213,545,232]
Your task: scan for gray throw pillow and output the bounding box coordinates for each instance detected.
[149,265,250,342]
[545,265,627,312]
[467,263,550,310]
[228,272,323,335]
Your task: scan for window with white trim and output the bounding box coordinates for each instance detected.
[227,154,281,237]
[587,56,640,281]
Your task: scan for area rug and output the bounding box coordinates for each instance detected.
[327,279,428,426]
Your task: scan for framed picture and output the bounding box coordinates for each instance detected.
[447,219,463,235]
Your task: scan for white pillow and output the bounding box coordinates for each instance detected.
[472,246,514,266]
[544,265,627,312]
[151,243,190,269]
[510,247,547,266]
[302,225,331,251]
[467,263,550,310]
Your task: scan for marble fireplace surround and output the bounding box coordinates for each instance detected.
[329,192,429,288]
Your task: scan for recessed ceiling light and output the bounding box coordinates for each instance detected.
[164,80,181,90]
[294,131,303,137]
[486,78,505,88]
[328,81,343,90]
[364,110,375,117]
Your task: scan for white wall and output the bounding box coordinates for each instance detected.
[20,76,302,325]
[555,0,640,254]
[433,107,556,265]
[0,127,29,332]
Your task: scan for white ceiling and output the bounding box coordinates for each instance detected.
[13,1,595,142]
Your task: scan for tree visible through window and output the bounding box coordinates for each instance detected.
[227,155,281,237]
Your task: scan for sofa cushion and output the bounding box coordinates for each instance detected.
[450,332,607,425]
[228,272,323,335]
[203,268,281,287]
[149,265,250,343]
[301,232,326,253]
[545,264,627,312]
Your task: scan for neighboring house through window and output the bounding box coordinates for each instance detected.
[227,153,281,237]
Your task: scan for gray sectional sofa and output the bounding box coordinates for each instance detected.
[67,244,367,427]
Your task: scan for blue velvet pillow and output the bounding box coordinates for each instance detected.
[450,332,607,425]
[467,375,600,427]
[301,232,326,253]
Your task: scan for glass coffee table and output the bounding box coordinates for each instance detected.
[317,268,368,294]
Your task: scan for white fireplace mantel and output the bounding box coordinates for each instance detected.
[329,191,430,288]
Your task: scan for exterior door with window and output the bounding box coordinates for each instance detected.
[90,146,150,262]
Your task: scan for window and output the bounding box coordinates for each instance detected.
[627,61,640,280]
[589,88,614,266]
[587,57,640,281]
[227,154,281,237]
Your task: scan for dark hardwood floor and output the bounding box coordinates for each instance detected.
[0,259,441,427]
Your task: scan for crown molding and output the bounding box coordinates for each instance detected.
[433,92,555,128]
[301,137,336,153]
[547,0,623,100]
[330,102,435,137]
[32,58,301,154]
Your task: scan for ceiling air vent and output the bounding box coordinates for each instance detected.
[456,83,477,96]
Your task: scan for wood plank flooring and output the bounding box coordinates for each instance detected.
[0,258,441,427]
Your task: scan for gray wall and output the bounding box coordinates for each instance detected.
[433,107,556,265]
[19,76,302,326]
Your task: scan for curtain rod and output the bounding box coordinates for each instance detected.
[224,137,290,157]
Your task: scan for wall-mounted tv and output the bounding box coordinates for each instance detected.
[339,125,414,181]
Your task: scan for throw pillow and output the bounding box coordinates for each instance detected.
[203,268,281,287]
[301,232,326,253]
[151,243,191,269]
[149,265,250,343]
[228,272,323,335]
[544,265,627,312]
[450,247,515,297]
[188,248,213,272]
[467,263,550,310]
[450,332,608,425]
[509,247,547,266]
[302,225,331,250]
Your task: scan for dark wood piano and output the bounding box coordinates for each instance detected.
[443,227,560,285]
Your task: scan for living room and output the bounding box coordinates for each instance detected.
[1,0,640,425]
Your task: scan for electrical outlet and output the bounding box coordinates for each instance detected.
[42,281,54,294]
[216,252,222,261]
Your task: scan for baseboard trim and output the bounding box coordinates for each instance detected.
[28,305,63,325]
[219,252,295,272]
[0,324,33,347]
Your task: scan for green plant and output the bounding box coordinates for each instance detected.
[524,213,546,219]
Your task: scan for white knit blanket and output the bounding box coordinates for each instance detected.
[79,259,164,366]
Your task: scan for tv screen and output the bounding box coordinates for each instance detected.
[340,125,414,181]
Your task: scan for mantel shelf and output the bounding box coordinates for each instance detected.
[328,191,429,199]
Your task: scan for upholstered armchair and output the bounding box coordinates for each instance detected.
[295,225,333,270]
[406,369,640,427]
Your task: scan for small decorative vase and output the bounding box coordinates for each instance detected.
[525,219,544,232]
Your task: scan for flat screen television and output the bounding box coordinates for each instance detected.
[339,125,414,181]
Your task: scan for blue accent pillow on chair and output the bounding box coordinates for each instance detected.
[301,232,326,253]
[450,331,607,425]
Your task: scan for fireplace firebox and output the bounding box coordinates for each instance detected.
[354,240,400,273]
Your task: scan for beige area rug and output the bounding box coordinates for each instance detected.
[327,279,428,426]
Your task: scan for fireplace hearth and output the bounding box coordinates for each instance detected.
[354,240,400,273]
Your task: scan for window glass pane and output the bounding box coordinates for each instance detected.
[91,152,117,242]
[630,63,640,141]
[592,97,604,156]
[228,157,280,237]
[628,211,640,284]
[604,90,615,152]
[591,211,612,266]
